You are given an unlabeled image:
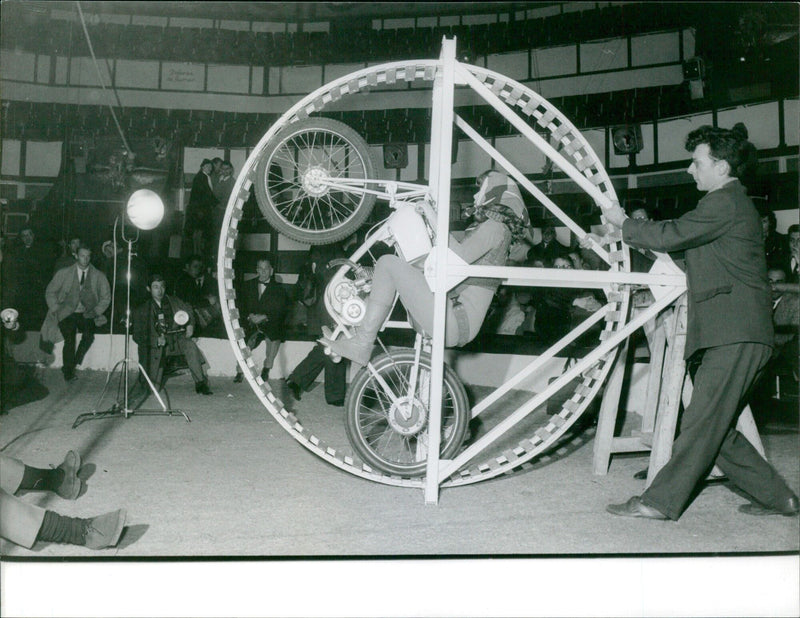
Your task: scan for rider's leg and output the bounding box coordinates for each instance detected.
[376,256,461,344]
[322,296,392,365]
[321,255,459,364]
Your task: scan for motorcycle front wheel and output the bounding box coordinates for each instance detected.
[344,350,470,477]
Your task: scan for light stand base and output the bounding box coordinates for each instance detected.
[72,358,191,428]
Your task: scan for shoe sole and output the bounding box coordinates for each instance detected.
[738,504,799,517]
[108,508,127,547]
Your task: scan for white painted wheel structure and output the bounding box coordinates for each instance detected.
[217,51,633,489]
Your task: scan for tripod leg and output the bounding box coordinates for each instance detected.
[136,362,170,411]
[91,359,128,413]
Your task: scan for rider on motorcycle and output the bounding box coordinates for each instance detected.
[321,170,530,365]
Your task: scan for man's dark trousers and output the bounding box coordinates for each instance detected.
[641,342,796,519]
[59,312,95,375]
[288,344,346,404]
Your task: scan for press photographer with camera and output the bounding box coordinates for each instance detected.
[131,273,212,401]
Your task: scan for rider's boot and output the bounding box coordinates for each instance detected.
[320,301,392,365]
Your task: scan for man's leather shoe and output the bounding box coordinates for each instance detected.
[56,450,81,500]
[260,368,270,382]
[326,399,344,407]
[83,509,127,549]
[286,380,302,400]
[233,372,244,383]
[606,496,669,520]
[195,380,213,395]
[739,495,799,517]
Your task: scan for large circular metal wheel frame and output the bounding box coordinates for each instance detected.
[217,55,631,489]
[344,351,471,477]
[253,117,377,245]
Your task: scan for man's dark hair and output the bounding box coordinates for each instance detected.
[626,199,651,217]
[77,243,92,253]
[148,273,166,285]
[685,122,757,180]
[186,254,205,267]
[755,202,777,231]
[788,224,799,235]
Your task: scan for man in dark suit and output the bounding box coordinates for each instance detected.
[284,243,348,406]
[7,226,51,330]
[132,273,212,399]
[602,124,798,520]
[45,245,111,381]
[173,255,221,336]
[52,235,81,273]
[787,224,799,283]
[184,159,218,255]
[234,257,288,383]
[531,224,568,265]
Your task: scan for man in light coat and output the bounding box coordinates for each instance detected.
[45,245,110,381]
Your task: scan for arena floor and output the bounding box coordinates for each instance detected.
[2,367,798,615]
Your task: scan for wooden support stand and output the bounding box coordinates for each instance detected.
[593,295,765,484]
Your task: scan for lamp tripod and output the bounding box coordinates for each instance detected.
[73,191,190,428]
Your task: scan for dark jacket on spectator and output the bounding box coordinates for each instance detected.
[239,276,289,342]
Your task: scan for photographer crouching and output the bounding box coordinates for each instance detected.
[130,273,212,407]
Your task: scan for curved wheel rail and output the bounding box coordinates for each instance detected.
[216,43,685,491]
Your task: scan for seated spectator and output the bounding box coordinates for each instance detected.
[756,204,790,271]
[131,273,212,399]
[53,235,82,273]
[2,305,48,414]
[769,267,799,377]
[1,451,127,550]
[628,202,652,222]
[534,257,578,344]
[172,255,222,337]
[788,224,799,283]
[531,224,566,263]
[752,267,799,410]
[485,238,536,336]
[534,256,605,345]
[566,250,584,270]
[233,257,288,383]
[45,245,110,382]
[6,226,50,330]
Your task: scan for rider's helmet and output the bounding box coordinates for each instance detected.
[471,170,530,241]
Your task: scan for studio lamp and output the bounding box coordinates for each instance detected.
[73,189,190,427]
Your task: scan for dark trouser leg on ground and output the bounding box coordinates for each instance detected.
[288,344,326,392]
[323,352,346,404]
[262,338,281,375]
[58,314,79,375]
[176,337,206,384]
[641,343,795,519]
[73,314,96,366]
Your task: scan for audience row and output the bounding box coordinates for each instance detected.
[1,3,699,67]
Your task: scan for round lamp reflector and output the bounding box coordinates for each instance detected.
[127,189,164,230]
